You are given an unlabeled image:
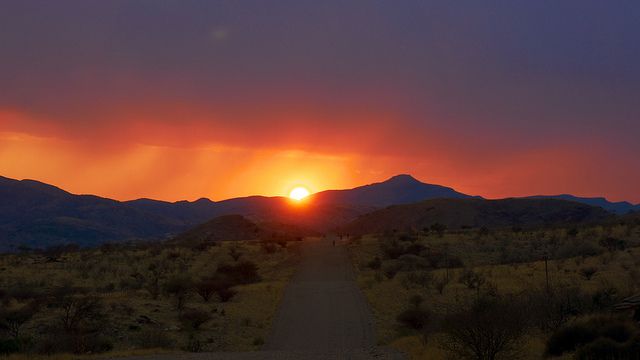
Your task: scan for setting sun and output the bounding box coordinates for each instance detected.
[289,186,310,201]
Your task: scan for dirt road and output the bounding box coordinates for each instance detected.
[115,237,404,359]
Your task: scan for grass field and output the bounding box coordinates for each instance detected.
[0,239,301,358]
[348,223,640,359]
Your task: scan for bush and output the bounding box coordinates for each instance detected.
[183,333,203,353]
[381,240,405,260]
[529,287,589,332]
[397,295,430,330]
[546,323,598,356]
[261,241,277,254]
[217,287,238,302]
[217,261,261,285]
[440,297,528,360]
[35,333,113,355]
[367,257,382,270]
[404,271,433,289]
[132,329,174,349]
[397,308,431,330]
[580,267,598,280]
[179,308,212,330]
[0,339,20,355]
[164,275,193,310]
[194,278,217,302]
[599,237,626,252]
[382,262,400,279]
[545,317,637,357]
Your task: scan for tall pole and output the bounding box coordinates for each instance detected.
[544,255,550,294]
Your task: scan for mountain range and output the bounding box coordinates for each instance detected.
[0,174,637,251]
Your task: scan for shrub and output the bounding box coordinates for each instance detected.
[545,317,637,357]
[183,333,203,353]
[217,287,238,302]
[132,329,174,349]
[261,241,277,254]
[599,237,626,252]
[546,323,598,356]
[0,339,20,355]
[194,278,217,302]
[381,240,405,260]
[367,257,382,270]
[397,308,431,330]
[0,301,39,339]
[404,271,433,289]
[179,308,212,330]
[382,262,400,279]
[440,297,528,360]
[580,266,598,280]
[397,295,431,330]
[228,247,242,262]
[430,223,447,237]
[528,287,589,332]
[217,261,261,285]
[164,275,193,310]
[435,275,449,295]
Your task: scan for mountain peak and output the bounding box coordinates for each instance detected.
[385,174,421,184]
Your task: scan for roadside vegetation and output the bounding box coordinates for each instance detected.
[348,219,640,359]
[0,237,300,358]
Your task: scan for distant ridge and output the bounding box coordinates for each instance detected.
[340,198,612,235]
[1,174,635,251]
[526,194,640,215]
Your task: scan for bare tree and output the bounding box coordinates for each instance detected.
[194,278,217,302]
[440,297,528,360]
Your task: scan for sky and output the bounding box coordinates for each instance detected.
[1,0,639,202]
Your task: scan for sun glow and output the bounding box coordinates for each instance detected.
[289,186,310,201]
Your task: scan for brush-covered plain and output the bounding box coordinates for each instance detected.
[348,219,640,359]
[0,238,301,359]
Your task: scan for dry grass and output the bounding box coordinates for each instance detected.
[0,239,301,356]
[348,225,640,359]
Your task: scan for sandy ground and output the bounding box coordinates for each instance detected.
[114,237,404,359]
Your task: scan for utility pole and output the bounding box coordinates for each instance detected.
[544,254,550,294]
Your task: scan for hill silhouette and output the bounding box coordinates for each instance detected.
[170,214,315,246]
[309,174,474,207]
[1,174,634,251]
[340,198,612,235]
[525,194,639,214]
[0,176,183,251]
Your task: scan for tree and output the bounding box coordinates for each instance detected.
[440,297,528,360]
[57,295,103,333]
[164,275,193,311]
[145,261,168,299]
[194,278,217,302]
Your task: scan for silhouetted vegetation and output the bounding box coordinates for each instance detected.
[348,219,640,359]
[0,238,299,356]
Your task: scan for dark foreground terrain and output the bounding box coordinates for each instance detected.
[116,237,404,359]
